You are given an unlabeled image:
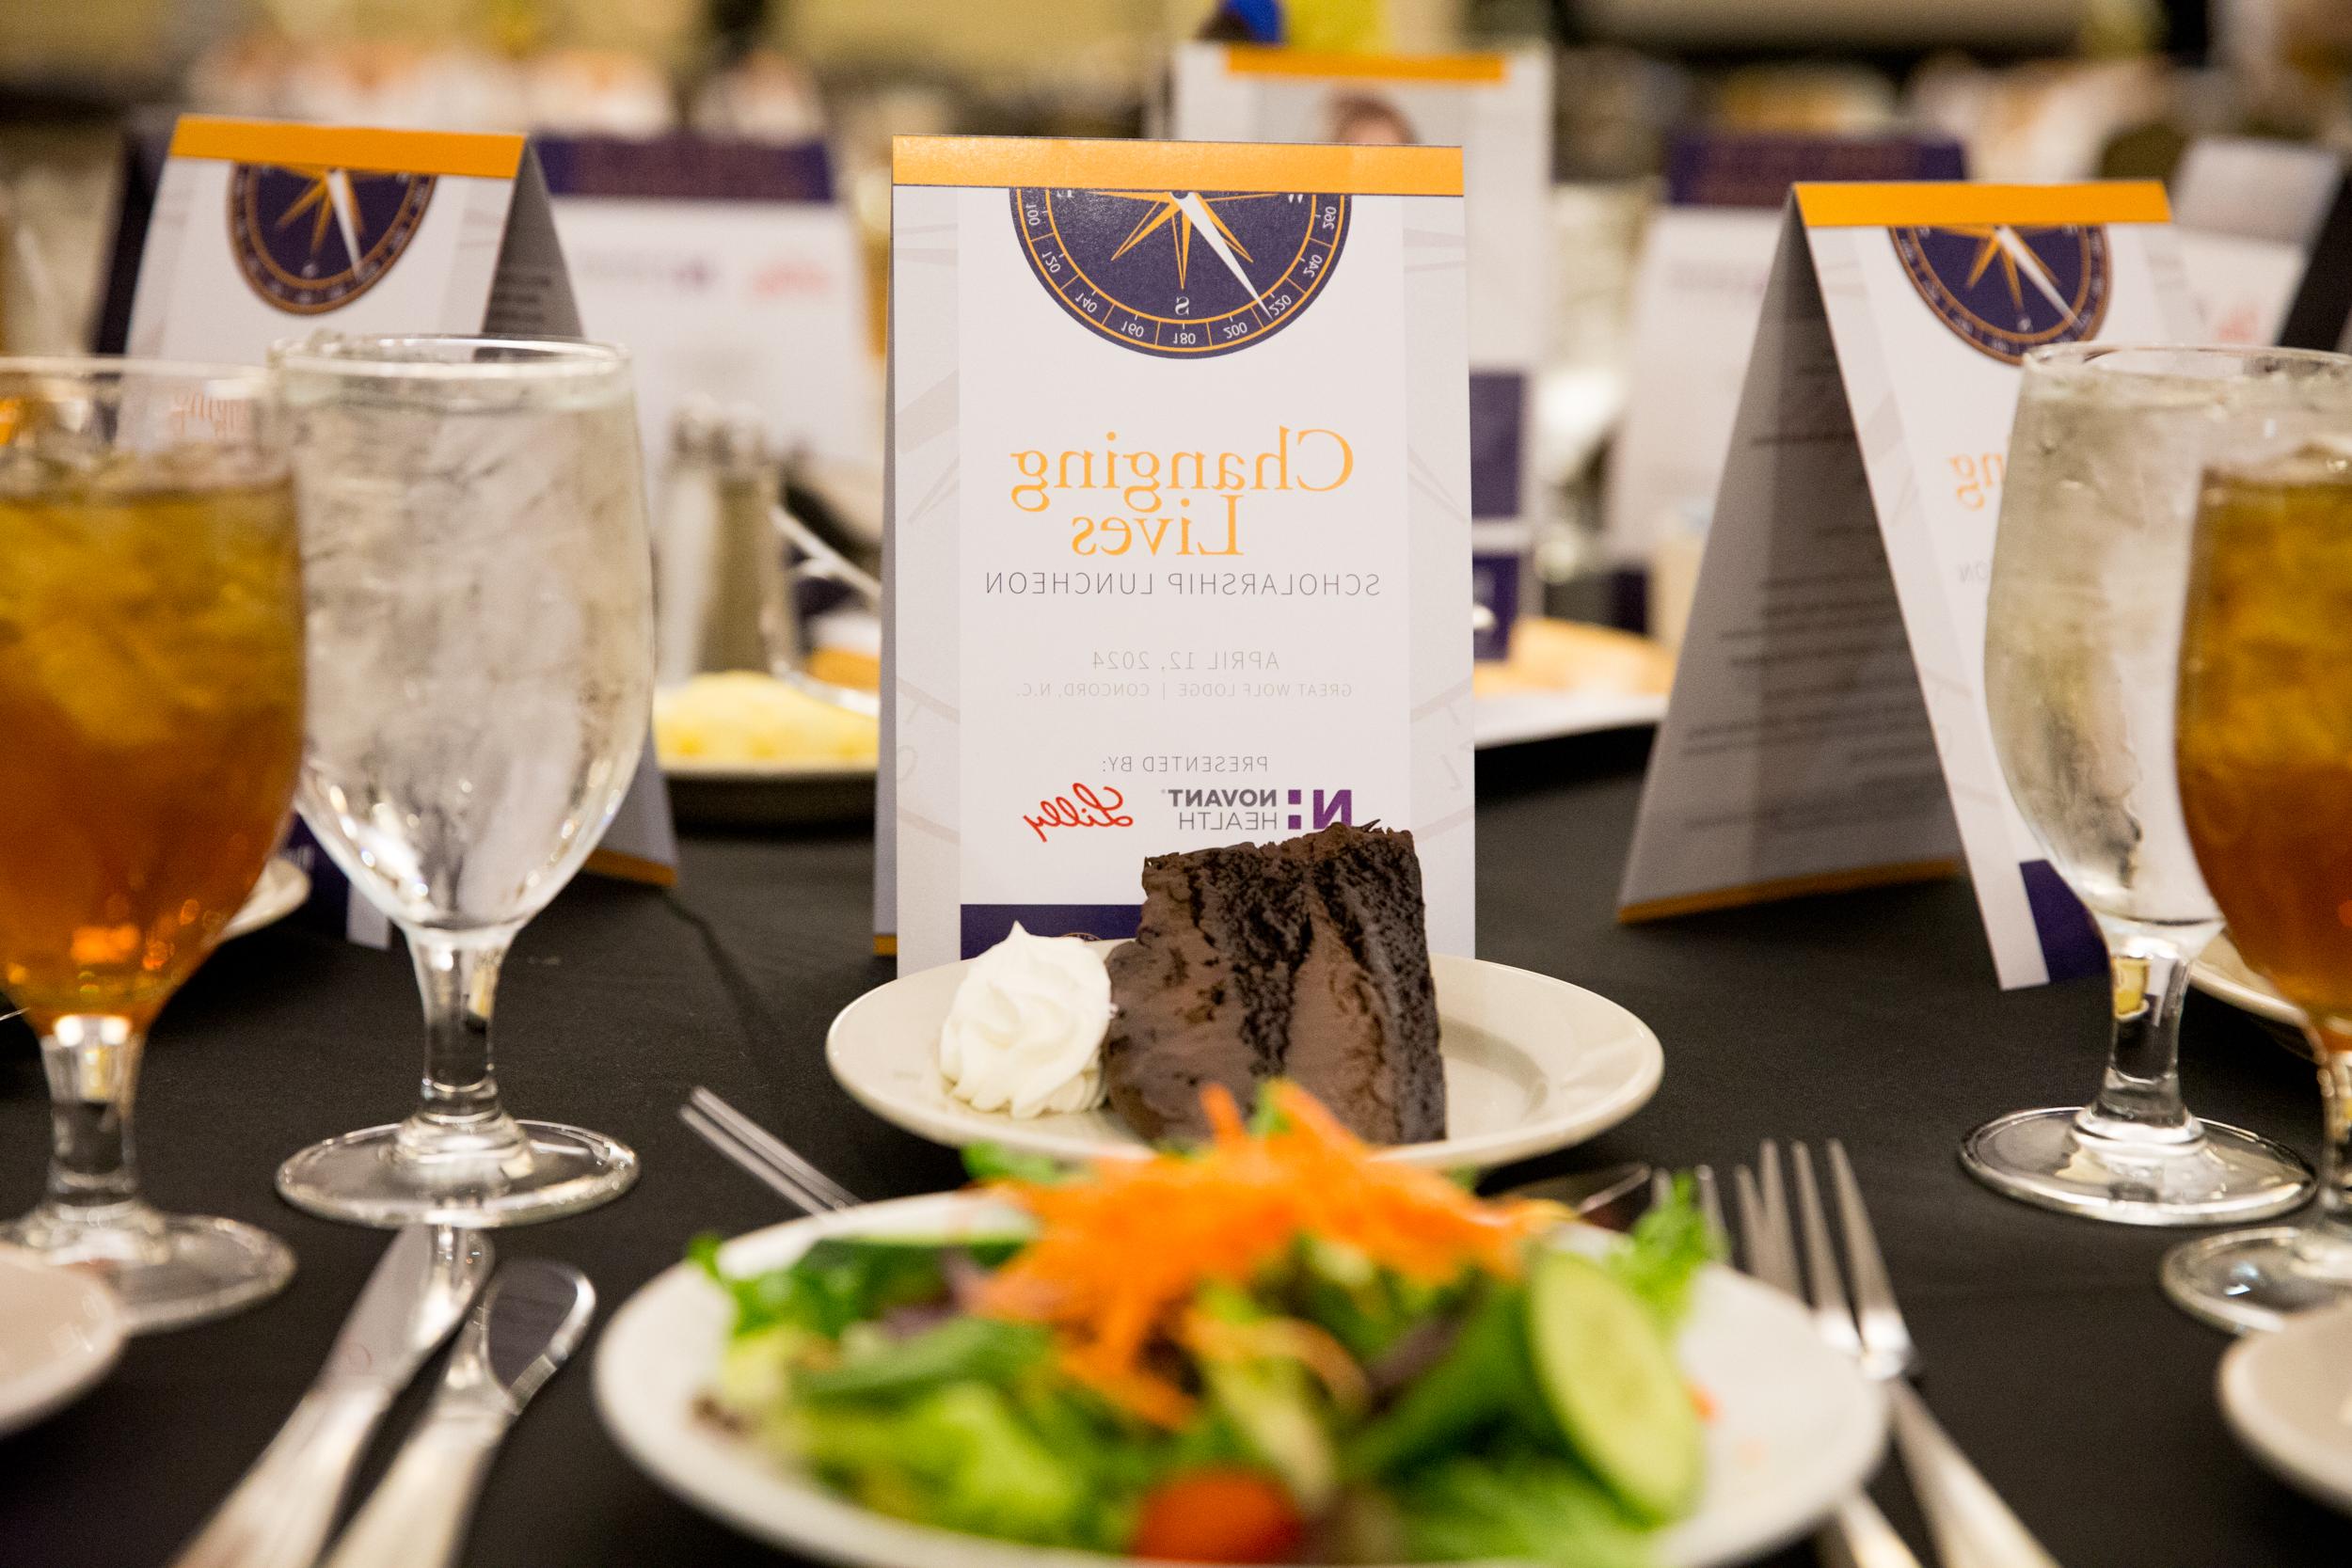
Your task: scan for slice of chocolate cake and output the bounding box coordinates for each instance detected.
[1104,823,1445,1145]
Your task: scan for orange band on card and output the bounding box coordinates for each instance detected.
[1795,182,2169,229]
[1616,860,1960,924]
[585,847,678,889]
[892,136,1462,197]
[169,116,525,180]
[1218,46,1509,84]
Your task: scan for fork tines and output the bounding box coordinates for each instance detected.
[1730,1139,1914,1377]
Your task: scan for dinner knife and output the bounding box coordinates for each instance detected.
[167,1227,494,1568]
[318,1260,596,1568]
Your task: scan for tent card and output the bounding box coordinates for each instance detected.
[885,136,1474,973]
[538,134,878,509]
[1621,182,2196,990]
[2169,137,2336,348]
[122,116,677,942]
[2277,163,2352,355]
[1170,45,1546,659]
[1603,133,1963,567]
[537,135,881,688]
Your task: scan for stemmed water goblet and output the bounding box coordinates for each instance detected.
[271,335,655,1227]
[1969,344,2346,1223]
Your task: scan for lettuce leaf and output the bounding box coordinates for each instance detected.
[793,1381,1119,1549]
[1604,1176,1718,1332]
[961,1143,1075,1185]
[691,1232,1020,1338]
[1389,1446,1655,1568]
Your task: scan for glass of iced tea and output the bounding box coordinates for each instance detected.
[2167,442,2352,1332]
[0,358,303,1331]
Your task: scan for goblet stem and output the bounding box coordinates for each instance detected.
[2077,921,2205,1144]
[37,1014,145,1222]
[1962,911,2309,1223]
[9,1011,293,1331]
[2302,1042,2352,1265]
[399,926,528,1163]
[278,917,635,1225]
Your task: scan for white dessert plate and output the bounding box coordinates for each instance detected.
[222,855,310,942]
[661,754,877,784]
[660,754,879,829]
[827,951,1663,1172]
[1471,689,1666,750]
[596,1193,1885,1568]
[2219,1300,2352,1516]
[2191,932,2303,1032]
[0,1246,125,1437]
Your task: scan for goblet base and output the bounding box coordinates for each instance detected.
[2163,1226,2352,1334]
[0,1202,293,1334]
[276,1118,638,1228]
[1960,1106,2312,1226]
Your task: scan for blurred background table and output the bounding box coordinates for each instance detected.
[0,731,2338,1567]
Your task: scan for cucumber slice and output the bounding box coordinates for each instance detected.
[1526,1248,1702,1523]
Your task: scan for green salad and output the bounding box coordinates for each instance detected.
[695,1085,1714,1566]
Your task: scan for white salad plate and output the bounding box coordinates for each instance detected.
[827,952,1664,1173]
[660,755,879,829]
[1470,690,1666,751]
[0,1246,125,1437]
[661,755,878,784]
[596,1193,1887,1568]
[2191,932,2303,1033]
[2219,1301,2352,1516]
[222,855,310,942]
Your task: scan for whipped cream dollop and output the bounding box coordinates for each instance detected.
[937,925,1111,1117]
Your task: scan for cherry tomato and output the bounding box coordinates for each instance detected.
[1129,1468,1306,1563]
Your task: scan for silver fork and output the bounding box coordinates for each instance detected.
[1747,1139,2064,1568]
[1711,1160,1923,1568]
[680,1086,859,1215]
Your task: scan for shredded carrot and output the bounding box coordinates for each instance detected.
[1179,1309,1372,1418]
[973,1083,1558,1426]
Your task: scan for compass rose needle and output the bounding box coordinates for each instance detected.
[275,166,338,255]
[1994,226,2078,322]
[1109,196,1184,263]
[1949,222,2077,323]
[274,166,368,264]
[1955,225,2004,287]
[1953,223,2031,310]
[1177,192,1262,307]
[1096,190,1281,297]
[1190,195,1263,264]
[325,169,366,269]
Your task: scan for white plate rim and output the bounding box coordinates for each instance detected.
[222,855,310,943]
[1471,690,1666,751]
[593,1192,1887,1568]
[2218,1303,2352,1516]
[0,1247,124,1439]
[2190,933,2302,1030]
[825,953,1664,1173]
[662,754,879,784]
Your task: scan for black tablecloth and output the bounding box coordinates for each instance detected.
[2,732,2337,1566]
